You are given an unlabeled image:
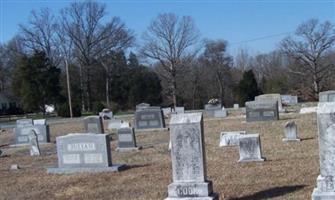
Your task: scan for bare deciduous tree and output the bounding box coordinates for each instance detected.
[19,8,60,66]
[281,19,335,99]
[200,40,233,107]
[60,1,134,110]
[141,13,199,108]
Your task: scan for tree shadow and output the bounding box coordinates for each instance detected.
[228,185,306,200]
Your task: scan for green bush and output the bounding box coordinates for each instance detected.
[57,103,82,117]
[92,101,105,115]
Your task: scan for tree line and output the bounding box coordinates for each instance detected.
[0,1,334,116]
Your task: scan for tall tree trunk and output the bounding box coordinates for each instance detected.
[79,64,86,112]
[172,77,177,109]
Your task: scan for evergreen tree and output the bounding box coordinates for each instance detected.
[237,70,262,106]
[13,51,61,113]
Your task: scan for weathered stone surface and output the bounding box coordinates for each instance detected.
[204,104,221,117]
[283,121,300,142]
[238,134,265,162]
[16,119,33,127]
[15,124,50,145]
[300,106,317,114]
[319,90,335,102]
[28,130,41,156]
[165,113,218,200]
[116,128,139,152]
[33,119,46,125]
[134,107,165,130]
[245,100,279,122]
[312,102,335,199]
[214,109,227,118]
[173,107,185,114]
[136,103,150,111]
[281,95,298,105]
[106,118,124,130]
[233,104,239,109]
[47,133,124,174]
[255,93,283,111]
[83,116,104,134]
[219,131,246,147]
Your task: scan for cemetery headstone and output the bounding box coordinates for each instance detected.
[219,131,246,147]
[172,107,185,114]
[319,90,335,102]
[283,121,300,142]
[245,100,279,122]
[134,107,165,130]
[136,103,150,111]
[16,119,33,127]
[107,118,126,130]
[14,121,50,145]
[238,134,265,162]
[83,116,104,134]
[233,104,239,109]
[33,119,46,125]
[281,95,298,105]
[205,104,222,117]
[165,113,218,200]
[116,128,139,152]
[255,93,283,111]
[28,130,40,156]
[300,106,317,114]
[312,102,335,199]
[47,133,125,174]
[214,108,227,118]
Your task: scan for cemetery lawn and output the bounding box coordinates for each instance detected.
[0,112,318,200]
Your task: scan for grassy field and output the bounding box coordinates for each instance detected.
[0,111,319,200]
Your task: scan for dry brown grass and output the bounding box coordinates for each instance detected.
[0,112,319,200]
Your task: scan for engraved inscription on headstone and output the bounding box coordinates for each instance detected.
[283,121,300,142]
[84,116,104,134]
[117,128,139,152]
[165,113,218,200]
[238,134,265,162]
[47,133,124,174]
[312,102,335,199]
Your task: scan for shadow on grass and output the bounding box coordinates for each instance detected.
[228,185,306,200]
[124,164,151,170]
[301,137,314,141]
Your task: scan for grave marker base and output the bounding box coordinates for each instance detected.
[282,138,301,142]
[165,181,218,200]
[47,164,125,174]
[312,175,335,200]
[238,158,265,163]
[135,127,169,132]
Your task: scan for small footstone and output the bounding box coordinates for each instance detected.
[10,164,19,170]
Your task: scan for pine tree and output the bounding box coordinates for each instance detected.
[237,70,262,106]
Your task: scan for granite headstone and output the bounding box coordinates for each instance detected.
[84,116,104,134]
[116,127,139,152]
[28,130,40,156]
[165,113,218,200]
[319,90,335,102]
[312,102,335,199]
[219,131,246,147]
[238,134,265,162]
[134,107,165,130]
[47,133,124,174]
[283,121,300,142]
[245,100,279,122]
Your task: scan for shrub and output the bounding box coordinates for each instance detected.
[57,102,81,117]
